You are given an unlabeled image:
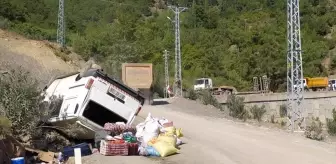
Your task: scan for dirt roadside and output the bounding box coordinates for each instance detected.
[75,98,336,164]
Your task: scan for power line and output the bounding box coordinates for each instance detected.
[167,5,187,97]
[287,0,305,131]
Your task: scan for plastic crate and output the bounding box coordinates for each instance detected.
[62,143,92,158]
[100,140,128,156]
[127,143,139,156]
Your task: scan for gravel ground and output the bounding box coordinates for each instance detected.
[68,98,336,164]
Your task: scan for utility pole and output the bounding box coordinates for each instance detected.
[163,50,169,98]
[287,0,304,131]
[167,5,187,97]
[57,0,65,47]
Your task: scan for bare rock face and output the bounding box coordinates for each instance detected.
[92,63,102,70]
[79,58,102,77]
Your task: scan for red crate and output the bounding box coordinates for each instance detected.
[127,143,139,156]
[100,140,128,156]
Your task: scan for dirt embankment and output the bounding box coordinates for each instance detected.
[0,29,85,87]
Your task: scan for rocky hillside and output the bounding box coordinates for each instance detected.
[0,29,84,87]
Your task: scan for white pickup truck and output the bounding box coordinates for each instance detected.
[43,68,145,139]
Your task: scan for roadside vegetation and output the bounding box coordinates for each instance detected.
[303,108,336,141]
[279,104,287,118]
[0,69,46,141]
[0,68,85,151]
[185,91,270,122]
[278,104,288,127]
[226,94,250,121]
[327,109,336,136]
[184,88,222,110]
[250,105,267,122]
[305,117,324,141]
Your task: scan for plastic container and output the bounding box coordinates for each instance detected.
[100,140,128,156]
[146,146,160,157]
[57,152,64,162]
[11,157,24,164]
[62,143,92,158]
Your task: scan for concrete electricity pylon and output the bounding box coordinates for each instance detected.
[287,0,305,131]
[167,5,187,97]
[163,50,169,98]
[57,0,65,47]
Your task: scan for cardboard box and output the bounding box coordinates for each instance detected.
[38,151,55,162]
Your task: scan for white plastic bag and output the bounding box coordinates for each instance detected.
[116,122,126,126]
[135,122,146,138]
[176,138,183,146]
[136,113,162,141]
[143,132,158,146]
[145,113,153,122]
[144,120,160,134]
[142,119,160,145]
[158,118,169,125]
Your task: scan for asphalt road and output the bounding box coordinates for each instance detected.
[75,98,336,164]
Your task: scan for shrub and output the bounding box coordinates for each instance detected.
[227,94,249,120]
[305,118,323,141]
[279,104,287,118]
[199,89,222,110]
[185,89,198,100]
[271,115,275,124]
[0,69,46,140]
[280,120,286,127]
[184,89,222,110]
[250,105,267,122]
[54,49,70,62]
[0,69,84,146]
[10,23,56,40]
[0,16,9,29]
[327,109,336,136]
[0,116,11,139]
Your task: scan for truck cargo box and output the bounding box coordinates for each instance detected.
[122,63,153,104]
[306,77,328,88]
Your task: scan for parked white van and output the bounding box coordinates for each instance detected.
[43,68,145,139]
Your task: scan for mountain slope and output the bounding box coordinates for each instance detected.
[0,0,335,92]
[0,29,83,87]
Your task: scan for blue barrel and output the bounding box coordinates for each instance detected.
[11,157,24,164]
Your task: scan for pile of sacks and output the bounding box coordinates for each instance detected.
[136,113,184,157]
